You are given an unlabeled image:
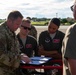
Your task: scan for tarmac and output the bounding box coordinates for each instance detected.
[34,26,68,39]
[16,26,69,38]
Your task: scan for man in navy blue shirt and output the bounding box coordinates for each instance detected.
[17,19,38,75]
[38,18,65,75]
[17,19,38,57]
[38,18,64,59]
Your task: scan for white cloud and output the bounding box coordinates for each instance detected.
[0,0,74,19]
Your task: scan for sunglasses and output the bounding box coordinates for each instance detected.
[21,25,31,30]
[71,5,74,11]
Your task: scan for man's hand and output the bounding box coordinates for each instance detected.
[21,53,31,63]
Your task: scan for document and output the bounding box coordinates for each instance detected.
[21,56,52,65]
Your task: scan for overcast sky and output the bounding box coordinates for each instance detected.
[0,0,74,19]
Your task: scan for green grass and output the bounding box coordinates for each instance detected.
[31,21,49,26]
[0,19,5,23]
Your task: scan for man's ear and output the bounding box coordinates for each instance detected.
[7,19,13,27]
[7,19,12,23]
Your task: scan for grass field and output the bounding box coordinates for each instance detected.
[31,21,49,26]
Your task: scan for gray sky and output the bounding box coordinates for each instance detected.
[0,0,74,19]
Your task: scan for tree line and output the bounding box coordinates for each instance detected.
[0,17,75,26]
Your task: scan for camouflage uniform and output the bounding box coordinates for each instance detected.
[28,25,37,39]
[0,22,21,75]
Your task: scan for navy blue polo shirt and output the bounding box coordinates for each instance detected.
[17,34,38,57]
[39,30,65,54]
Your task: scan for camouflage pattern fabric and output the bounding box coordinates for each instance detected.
[0,22,21,75]
[28,25,37,39]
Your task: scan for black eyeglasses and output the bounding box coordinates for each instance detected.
[21,25,31,30]
[71,5,74,11]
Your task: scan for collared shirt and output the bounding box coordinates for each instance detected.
[17,34,38,57]
[39,30,65,54]
[62,24,76,75]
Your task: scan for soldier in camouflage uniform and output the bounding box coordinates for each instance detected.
[0,10,31,75]
[28,25,37,39]
[26,17,37,39]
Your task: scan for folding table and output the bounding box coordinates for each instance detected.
[20,57,63,75]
